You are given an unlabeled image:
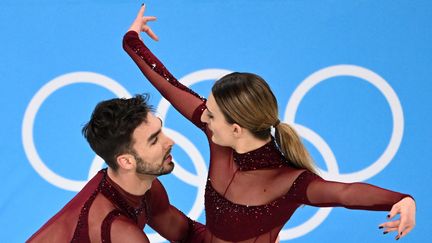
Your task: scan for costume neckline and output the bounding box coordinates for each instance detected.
[100,169,148,221]
[105,170,144,206]
[233,137,288,171]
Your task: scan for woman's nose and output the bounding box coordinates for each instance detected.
[201,111,208,123]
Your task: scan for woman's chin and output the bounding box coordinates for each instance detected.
[211,136,228,147]
[210,135,220,145]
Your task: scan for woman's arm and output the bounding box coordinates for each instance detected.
[292,170,416,240]
[123,5,207,129]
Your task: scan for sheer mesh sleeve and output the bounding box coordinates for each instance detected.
[292,170,412,211]
[26,171,105,243]
[110,215,150,243]
[147,179,206,242]
[124,32,208,242]
[123,31,207,129]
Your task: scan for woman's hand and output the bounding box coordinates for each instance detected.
[379,197,416,240]
[128,4,159,41]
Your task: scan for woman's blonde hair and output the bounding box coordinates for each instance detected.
[212,72,316,173]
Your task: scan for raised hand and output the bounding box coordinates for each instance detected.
[128,4,159,41]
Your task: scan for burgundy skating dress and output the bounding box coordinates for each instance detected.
[123,31,411,243]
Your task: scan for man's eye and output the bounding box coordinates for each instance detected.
[151,138,158,145]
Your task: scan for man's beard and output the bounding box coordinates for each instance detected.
[134,150,174,176]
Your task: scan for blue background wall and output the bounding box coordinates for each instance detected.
[1,0,431,242]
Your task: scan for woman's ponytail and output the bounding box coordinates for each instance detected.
[275,123,317,174]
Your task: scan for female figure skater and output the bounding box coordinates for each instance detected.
[123,5,416,242]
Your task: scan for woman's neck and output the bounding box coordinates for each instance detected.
[233,135,271,154]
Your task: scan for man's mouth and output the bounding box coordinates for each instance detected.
[164,154,172,162]
[163,149,172,162]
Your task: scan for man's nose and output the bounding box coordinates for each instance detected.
[166,136,174,147]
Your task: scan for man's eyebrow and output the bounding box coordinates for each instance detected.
[147,118,163,144]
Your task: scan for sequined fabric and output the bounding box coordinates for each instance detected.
[233,138,288,171]
[101,210,124,243]
[27,168,203,242]
[71,188,98,243]
[204,140,321,241]
[122,30,413,243]
[68,169,150,242]
[124,31,205,103]
[205,179,298,242]
[100,170,149,225]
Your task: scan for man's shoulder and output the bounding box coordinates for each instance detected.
[109,214,149,242]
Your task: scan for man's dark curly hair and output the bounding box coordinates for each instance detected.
[82,94,153,170]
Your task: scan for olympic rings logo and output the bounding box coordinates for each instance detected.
[22,65,403,242]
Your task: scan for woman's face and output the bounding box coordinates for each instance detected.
[200,93,235,147]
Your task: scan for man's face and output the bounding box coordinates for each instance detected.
[130,113,174,176]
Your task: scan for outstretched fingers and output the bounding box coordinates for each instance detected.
[379,219,399,236]
[129,4,159,41]
[396,210,415,240]
[141,24,159,41]
[380,197,416,240]
[137,4,146,18]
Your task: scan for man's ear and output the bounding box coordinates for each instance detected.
[116,154,135,170]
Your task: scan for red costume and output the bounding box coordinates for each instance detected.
[123,30,411,243]
[27,169,204,242]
